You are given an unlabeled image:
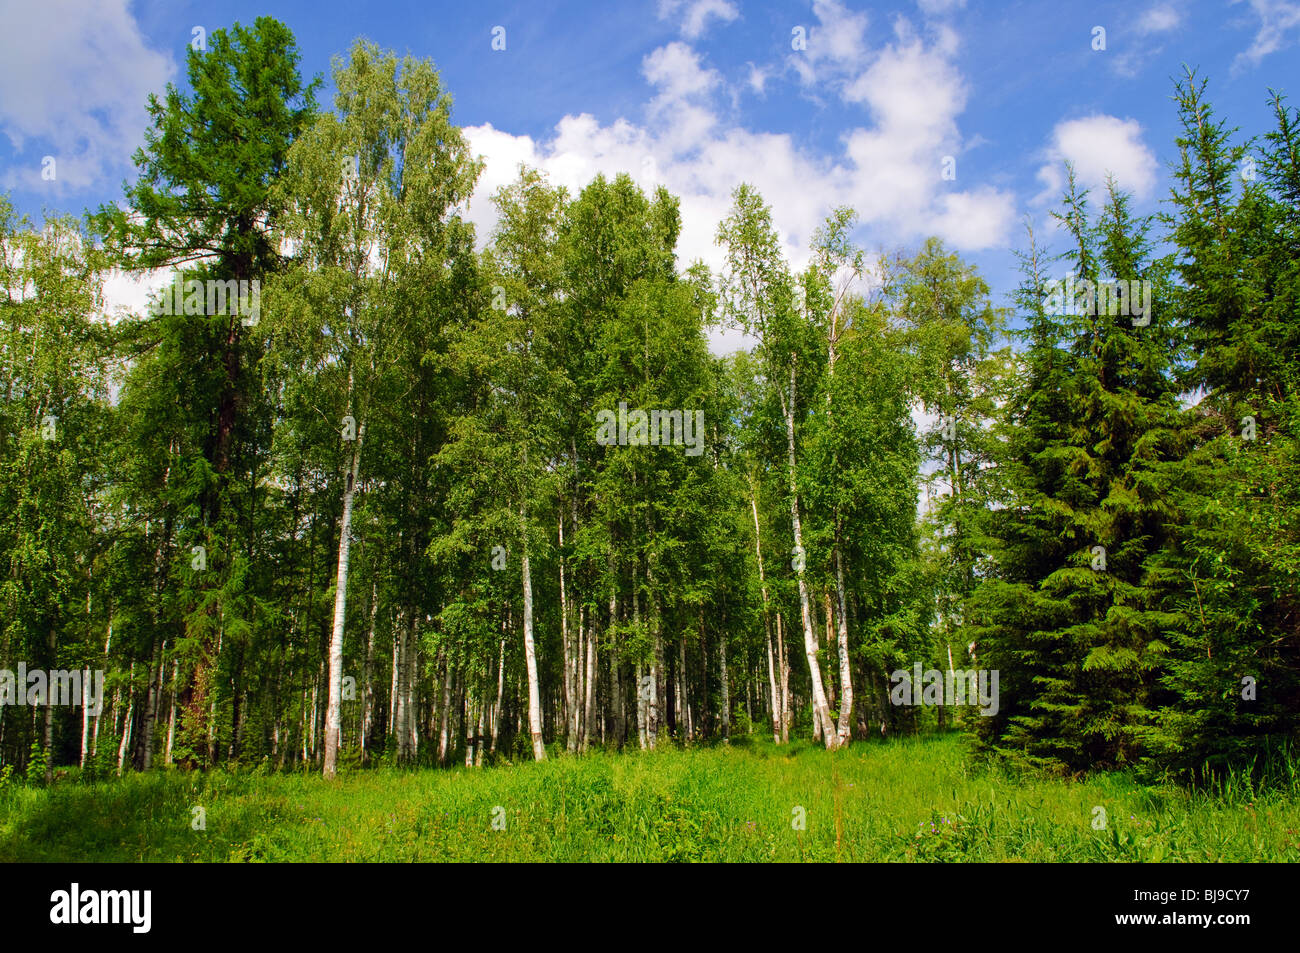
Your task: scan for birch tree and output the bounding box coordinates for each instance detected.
[272,40,481,777]
[717,185,837,747]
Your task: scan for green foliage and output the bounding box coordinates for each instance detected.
[1,17,1293,808]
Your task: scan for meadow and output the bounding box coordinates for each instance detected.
[3,733,1298,862]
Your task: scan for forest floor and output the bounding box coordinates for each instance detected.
[3,733,1298,861]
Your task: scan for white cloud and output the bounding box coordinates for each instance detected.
[657,0,739,40]
[931,189,1020,250]
[643,41,721,103]
[788,0,872,88]
[1035,115,1159,205]
[0,0,174,193]
[1137,3,1182,33]
[463,28,1016,353]
[1232,0,1300,73]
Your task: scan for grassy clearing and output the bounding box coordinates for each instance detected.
[3,733,1298,862]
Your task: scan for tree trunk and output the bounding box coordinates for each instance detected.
[650,588,663,750]
[164,653,179,765]
[679,632,693,742]
[777,612,791,743]
[405,617,418,761]
[324,413,364,778]
[834,524,854,745]
[390,620,400,747]
[520,508,545,761]
[491,633,506,756]
[438,645,454,765]
[559,511,576,753]
[784,362,836,747]
[750,490,782,743]
[582,605,596,751]
[361,581,377,762]
[719,625,730,743]
[116,662,135,776]
[610,584,624,749]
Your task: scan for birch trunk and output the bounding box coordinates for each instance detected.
[777,612,791,742]
[650,590,663,750]
[475,675,488,767]
[719,626,730,742]
[834,525,854,745]
[464,684,476,768]
[324,415,364,778]
[164,654,179,766]
[679,634,693,742]
[824,590,837,711]
[632,577,647,750]
[43,626,55,781]
[81,672,91,768]
[559,511,576,753]
[390,624,400,743]
[116,662,135,776]
[491,633,505,755]
[610,584,624,748]
[751,491,782,743]
[783,361,837,747]
[361,582,377,761]
[438,647,454,765]
[405,619,418,761]
[582,605,596,751]
[136,636,163,770]
[520,509,545,761]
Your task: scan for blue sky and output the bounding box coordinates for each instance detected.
[1,0,1295,349]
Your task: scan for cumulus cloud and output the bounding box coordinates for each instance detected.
[643,41,721,103]
[461,20,1016,352]
[0,0,174,193]
[1035,115,1159,206]
[788,0,872,88]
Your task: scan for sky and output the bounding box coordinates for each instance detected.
[0,0,1295,352]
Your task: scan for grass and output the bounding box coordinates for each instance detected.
[3,732,1298,861]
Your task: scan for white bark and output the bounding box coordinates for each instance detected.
[521,510,545,761]
[751,491,782,744]
[116,662,134,776]
[324,416,364,777]
[719,627,731,742]
[80,673,91,769]
[361,582,377,760]
[438,647,454,765]
[784,361,837,747]
[582,606,596,751]
[491,633,506,755]
[834,528,854,745]
[559,511,577,752]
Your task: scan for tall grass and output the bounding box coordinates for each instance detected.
[3,733,1298,861]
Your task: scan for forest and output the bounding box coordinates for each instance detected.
[1,16,1297,841]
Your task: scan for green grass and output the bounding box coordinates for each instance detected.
[3,733,1298,861]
